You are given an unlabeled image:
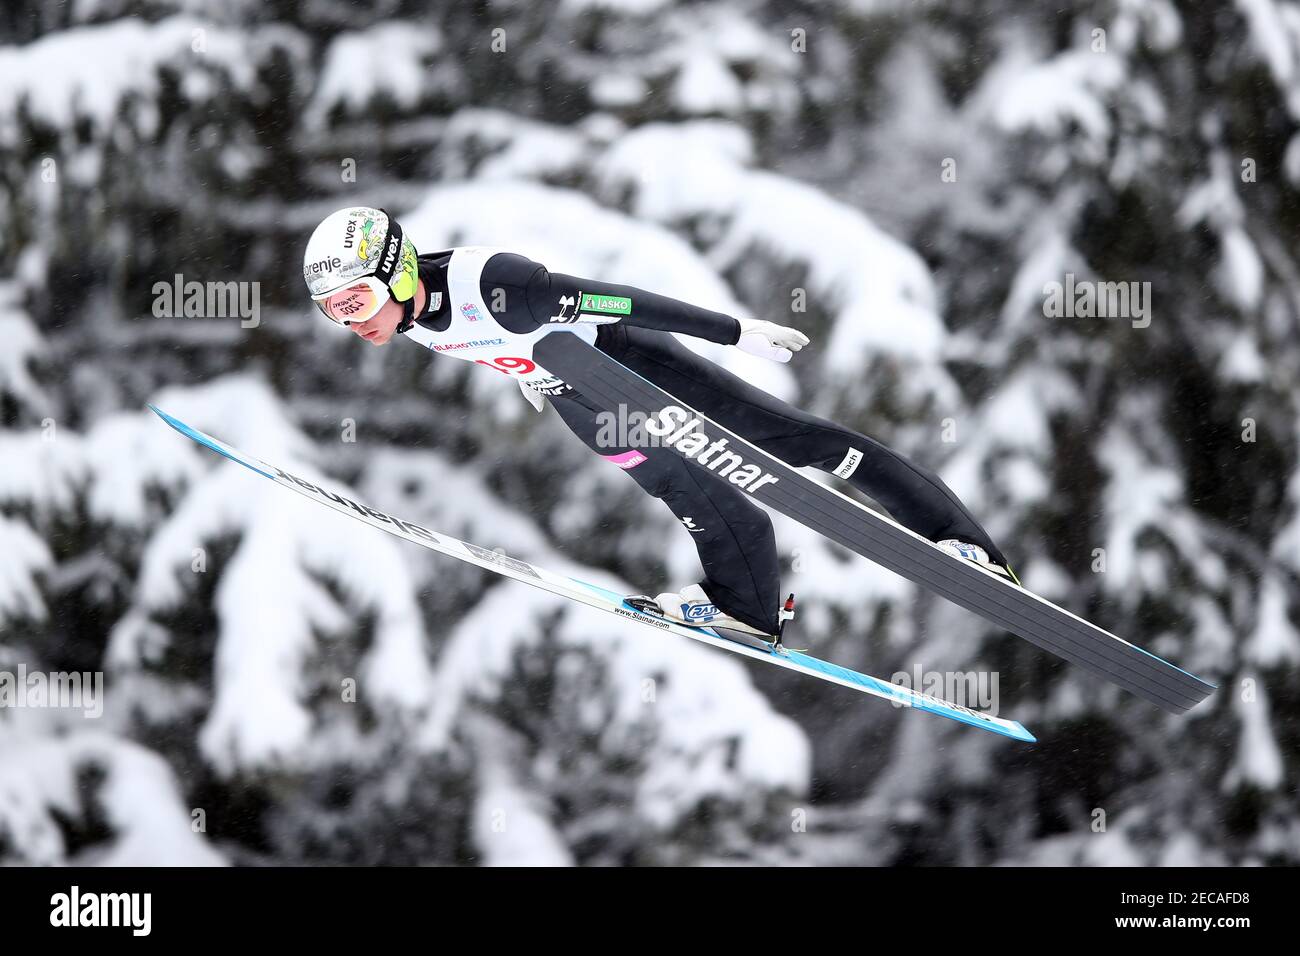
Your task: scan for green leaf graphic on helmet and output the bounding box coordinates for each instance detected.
[390,237,419,302]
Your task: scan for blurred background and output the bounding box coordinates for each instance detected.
[1,0,1298,866]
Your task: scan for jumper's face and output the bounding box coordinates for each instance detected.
[347,295,405,346]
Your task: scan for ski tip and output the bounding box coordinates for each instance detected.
[146,404,277,481]
[148,403,199,438]
[147,402,204,441]
[968,713,1035,743]
[1007,722,1037,743]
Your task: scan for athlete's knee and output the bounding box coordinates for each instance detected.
[761,422,866,471]
[610,452,678,499]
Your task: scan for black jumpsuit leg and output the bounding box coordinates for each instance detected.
[550,391,783,634]
[597,326,1009,567]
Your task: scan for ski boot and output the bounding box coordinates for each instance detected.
[626,583,773,637]
[935,539,1020,584]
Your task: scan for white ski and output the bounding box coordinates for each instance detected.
[149,404,1035,743]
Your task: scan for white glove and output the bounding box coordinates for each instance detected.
[737,318,810,363]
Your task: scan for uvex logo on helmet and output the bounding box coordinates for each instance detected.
[342,218,359,249]
[380,232,400,274]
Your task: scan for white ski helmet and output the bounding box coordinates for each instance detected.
[303,206,420,324]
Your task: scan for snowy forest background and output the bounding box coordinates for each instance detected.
[2,0,1298,866]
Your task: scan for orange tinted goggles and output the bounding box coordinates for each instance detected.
[315,279,388,324]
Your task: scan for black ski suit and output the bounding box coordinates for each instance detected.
[412,251,1005,635]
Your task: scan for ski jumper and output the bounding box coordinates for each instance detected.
[403,248,1006,634]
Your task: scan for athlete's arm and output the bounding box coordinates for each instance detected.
[522,264,743,345]
[479,253,807,358]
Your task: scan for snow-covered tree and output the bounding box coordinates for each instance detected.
[1,0,1297,865]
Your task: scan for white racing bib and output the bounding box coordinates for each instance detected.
[401,246,594,396]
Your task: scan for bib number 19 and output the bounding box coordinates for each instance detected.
[475,356,537,376]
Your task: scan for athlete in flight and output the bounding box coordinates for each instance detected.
[303,206,1011,637]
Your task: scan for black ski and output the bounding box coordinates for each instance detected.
[534,334,1215,715]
